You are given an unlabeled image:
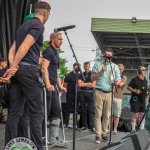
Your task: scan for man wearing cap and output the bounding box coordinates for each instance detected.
[127,66,148,133]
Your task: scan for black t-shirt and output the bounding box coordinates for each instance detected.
[78,71,93,91]
[42,45,60,85]
[0,68,7,77]
[64,72,79,93]
[16,17,44,66]
[128,76,147,101]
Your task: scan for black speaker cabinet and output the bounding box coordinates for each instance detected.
[100,143,125,150]
[122,129,150,150]
[120,137,135,150]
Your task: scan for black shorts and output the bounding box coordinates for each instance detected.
[130,100,146,113]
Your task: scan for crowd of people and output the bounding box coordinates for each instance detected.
[0,1,150,150]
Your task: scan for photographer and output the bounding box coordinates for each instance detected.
[127,66,148,133]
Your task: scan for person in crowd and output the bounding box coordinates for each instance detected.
[91,48,121,144]
[0,58,9,123]
[112,64,127,135]
[78,62,96,132]
[41,32,67,147]
[63,63,80,129]
[3,2,51,150]
[127,66,148,133]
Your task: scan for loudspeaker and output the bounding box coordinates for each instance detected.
[120,137,135,150]
[122,129,150,150]
[100,143,125,150]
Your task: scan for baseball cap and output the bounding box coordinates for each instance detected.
[139,66,147,71]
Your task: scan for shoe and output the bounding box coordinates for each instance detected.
[79,127,88,132]
[113,130,117,135]
[63,124,68,129]
[91,127,96,133]
[102,135,109,141]
[95,136,101,144]
[131,130,136,134]
[49,137,67,148]
[42,137,50,146]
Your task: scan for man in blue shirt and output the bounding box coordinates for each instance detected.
[91,48,121,144]
[3,2,51,150]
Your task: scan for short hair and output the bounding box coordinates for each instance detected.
[84,62,90,66]
[73,63,79,67]
[34,1,51,14]
[118,64,125,69]
[104,48,114,56]
[0,58,7,62]
[50,32,62,43]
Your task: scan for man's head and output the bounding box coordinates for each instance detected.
[73,63,79,72]
[118,64,125,74]
[50,32,63,49]
[0,58,7,68]
[34,1,51,24]
[104,48,114,62]
[138,66,147,76]
[84,62,90,72]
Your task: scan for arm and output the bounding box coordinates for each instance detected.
[57,77,67,92]
[11,34,35,70]
[78,79,96,88]
[41,58,54,91]
[127,86,141,94]
[8,41,16,66]
[91,66,107,81]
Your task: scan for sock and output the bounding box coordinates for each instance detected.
[132,123,136,131]
[140,123,145,130]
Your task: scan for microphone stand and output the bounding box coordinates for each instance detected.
[136,103,150,131]
[107,59,118,145]
[63,30,85,150]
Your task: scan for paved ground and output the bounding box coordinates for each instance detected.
[0,123,130,150]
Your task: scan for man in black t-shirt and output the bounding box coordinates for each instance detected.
[63,63,80,128]
[78,62,96,132]
[41,32,67,147]
[127,66,148,133]
[3,2,51,150]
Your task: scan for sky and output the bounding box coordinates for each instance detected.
[42,0,150,71]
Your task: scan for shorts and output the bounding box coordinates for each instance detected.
[130,99,146,113]
[112,98,122,117]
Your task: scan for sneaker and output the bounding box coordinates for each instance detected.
[42,137,50,146]
[63,124,68,129]
[95,136,101,144]
[91,127,96,133]
[113,130,117,135]
[79,127,88,132]
[49,137,67,148]
[131,130,136,134]
[102,135,109,142]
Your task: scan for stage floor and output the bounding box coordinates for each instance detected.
[0,123,132,150]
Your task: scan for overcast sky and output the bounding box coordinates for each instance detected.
[43,0,150,70]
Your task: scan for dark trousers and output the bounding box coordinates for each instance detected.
[42,88,61,137]
[0,86,5,104]
[5,67,44,150]
[63,92,79,126]
[79,91,94,129]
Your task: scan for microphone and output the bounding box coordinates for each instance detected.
[103,55,113,59]
[54,25,75,32]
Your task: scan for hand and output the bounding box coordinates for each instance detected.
[135,89,141,95]
[46,84,55,91]
[2,69,12,83]
[101,66,107,73]
[60,86,67,93]
[11,66,18,76]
